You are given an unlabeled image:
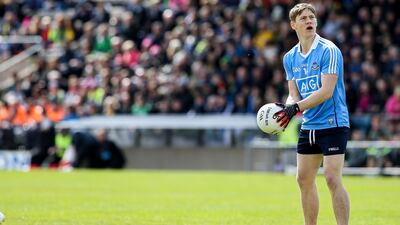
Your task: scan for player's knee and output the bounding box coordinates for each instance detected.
[296,173,314,188]
[324,172,341,190]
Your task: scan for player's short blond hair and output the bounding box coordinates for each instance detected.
[289,3,316,21]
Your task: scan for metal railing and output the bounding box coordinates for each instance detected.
[247,138,400,175]
[0,35,43,90]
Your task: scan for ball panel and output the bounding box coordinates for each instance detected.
[256,103,284,135]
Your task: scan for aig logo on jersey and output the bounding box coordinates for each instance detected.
[296,75,319,95]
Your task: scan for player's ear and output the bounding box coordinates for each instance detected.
[290,20,296,30]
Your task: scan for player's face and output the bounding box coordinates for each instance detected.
[291,9,317,39]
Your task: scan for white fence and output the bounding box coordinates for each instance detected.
[248,138,400,176]
[56,115,258,130]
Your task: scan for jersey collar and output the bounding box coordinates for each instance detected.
[297,34,320,58]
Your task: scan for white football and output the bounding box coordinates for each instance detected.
[256,103,285,135]
[0,211,5,223]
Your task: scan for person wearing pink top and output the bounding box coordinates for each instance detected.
[385,86,400,120]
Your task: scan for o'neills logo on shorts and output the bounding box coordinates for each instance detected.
[328,147,339,151]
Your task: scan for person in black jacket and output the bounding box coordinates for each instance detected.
[94,129,126,169]
[71,131,100,168]
[71,129,126,169]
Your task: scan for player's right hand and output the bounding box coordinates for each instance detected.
[273,103,300,128]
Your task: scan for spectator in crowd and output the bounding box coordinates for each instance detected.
[390,133,400,167]
[48,13,75,44]
[65,129,125,169]
[30,118,56,167]
[371,78,390,113]
[346,130,367,167]
[366,114,395,168]
[131,93,151,115]
[46,128,72,167]
[0,11,19,35]
[368,114,391,141]
[366,146,392,168]
[385,85,400,127]
[70,131,100,168]
[94,129,126,169]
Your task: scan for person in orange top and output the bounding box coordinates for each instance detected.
[8,102,29,126]
[45,101,65,123]
[0,101,9,122]
[27,99,44,125]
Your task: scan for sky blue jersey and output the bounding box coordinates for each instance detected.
[283,34,350,130]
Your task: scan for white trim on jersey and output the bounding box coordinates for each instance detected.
[297,34,321,58]
[319,38,338,74]
[328,47,337,73]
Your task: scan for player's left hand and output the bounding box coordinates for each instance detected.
[273,103,300,128]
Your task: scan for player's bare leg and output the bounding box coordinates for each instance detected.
[323,154,349,225]
[297,154,323,225]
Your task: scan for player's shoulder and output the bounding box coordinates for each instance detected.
[284,44,299,61]
[318,36,341,53]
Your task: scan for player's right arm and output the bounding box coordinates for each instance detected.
[275,80,301,128]
[283,52,301,104]
[286,80,301,104]
[274,52,302,128]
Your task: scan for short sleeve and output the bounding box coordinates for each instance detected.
[283,53,293,80]
[321,46,342,75]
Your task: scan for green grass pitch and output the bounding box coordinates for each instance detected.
[0,170,399,225]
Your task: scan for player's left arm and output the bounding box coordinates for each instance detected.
[296,74,337,111]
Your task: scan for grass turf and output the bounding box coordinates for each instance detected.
[0,170,399,225]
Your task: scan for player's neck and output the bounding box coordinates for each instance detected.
[299,34,316,54]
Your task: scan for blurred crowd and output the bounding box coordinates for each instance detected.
[0,0,399,167]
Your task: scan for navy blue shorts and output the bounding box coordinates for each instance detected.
[297,127,350,155]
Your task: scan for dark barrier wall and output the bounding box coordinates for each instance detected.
[122,147,290,171]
